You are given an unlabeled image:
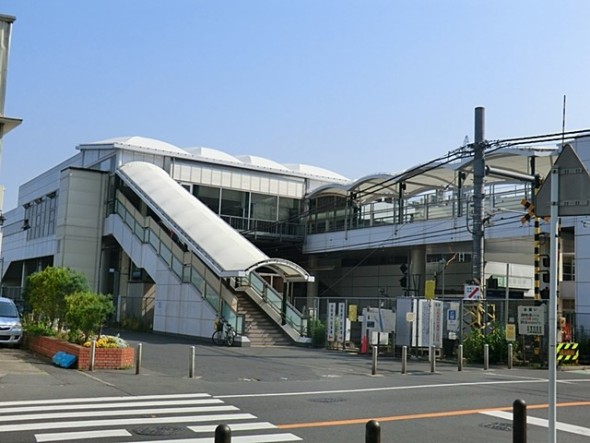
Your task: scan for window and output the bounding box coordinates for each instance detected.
[220,189,247,217]
[251,193,277,221]
[193,185,220,213]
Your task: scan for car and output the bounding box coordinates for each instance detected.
[0,297,23,347]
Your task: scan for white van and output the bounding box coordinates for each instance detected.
[0,297,23,347]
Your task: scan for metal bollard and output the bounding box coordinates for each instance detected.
[401,345,407,374]
[189,346,196,378]
[135,343,143,375]
[513,399,527,443]
[371,346,377,375]
[508,343,513,369]
[365,419,381,443]
[484,343,489,370]
[215,423,232,443]
[430,345,436,373]
[458,344,463,371]
[89,339,96,372]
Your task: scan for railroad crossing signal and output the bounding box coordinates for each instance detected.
[520,198,535,224]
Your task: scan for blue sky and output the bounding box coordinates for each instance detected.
[1,1,589,210]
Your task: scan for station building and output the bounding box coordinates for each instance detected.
[1,134,589,345]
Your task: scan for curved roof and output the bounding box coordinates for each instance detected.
[235,155,292,172]
[185,147,243,163]
[81,136,188,155]
[117,161,313,282]
[283,163,350,182]
[307,145,559,203]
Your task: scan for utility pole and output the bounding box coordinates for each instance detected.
[472,107,485,287]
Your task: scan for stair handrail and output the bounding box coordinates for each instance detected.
[113,190,244,331]
[245,272,307,336]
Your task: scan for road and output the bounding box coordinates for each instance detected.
[0,330,589,442]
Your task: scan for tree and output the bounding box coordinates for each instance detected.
[23,266,89,330]
[65,291,115,342]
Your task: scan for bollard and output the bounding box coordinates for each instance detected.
[371,346,377,375]
[215,423,232,443]
[430,345,436,373]
[458,344,463,371]
[513,399,527,443]
[401,345,407,374]
[507,343,513,370]
[189,346,196,378]
[89,339,96,372]
[484,343,489,370]
[365,419,380,443]
[135,343,143,375]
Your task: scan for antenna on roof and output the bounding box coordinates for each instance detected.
[561,95,567,147]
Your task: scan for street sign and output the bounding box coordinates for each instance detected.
[463,285,481,300]
[535,144,590,217]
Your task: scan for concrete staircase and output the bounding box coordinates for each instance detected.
[236,293,293,347]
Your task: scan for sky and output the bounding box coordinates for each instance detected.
[0,1,589,210]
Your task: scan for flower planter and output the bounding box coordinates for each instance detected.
[25,335,134,370]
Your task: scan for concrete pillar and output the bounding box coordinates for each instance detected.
[410,246,426,297]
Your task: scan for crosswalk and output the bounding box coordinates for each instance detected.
[0,393,302,442]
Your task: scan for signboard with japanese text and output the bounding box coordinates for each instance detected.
[518,305,546,336]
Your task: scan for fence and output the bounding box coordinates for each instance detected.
[297,296,590,365]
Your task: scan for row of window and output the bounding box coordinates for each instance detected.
[23,194,58,241]
[180,183,301,223]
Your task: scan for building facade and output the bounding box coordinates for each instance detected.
[2,134,589,345]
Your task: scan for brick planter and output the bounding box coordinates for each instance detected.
[25,335,135,370]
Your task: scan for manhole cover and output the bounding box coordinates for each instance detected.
[308,397,346,404]
[480,422,512,432]
[133,425,182,436]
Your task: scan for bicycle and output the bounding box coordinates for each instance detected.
[212,317,237,347]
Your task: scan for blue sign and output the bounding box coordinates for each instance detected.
[448,309,456,321]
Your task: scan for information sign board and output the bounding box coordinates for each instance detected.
[518,305,545,336]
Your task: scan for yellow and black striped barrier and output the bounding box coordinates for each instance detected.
[556,343,579,364]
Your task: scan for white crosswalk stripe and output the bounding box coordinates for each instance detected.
[480,410,590,437]
[0,393,302,442]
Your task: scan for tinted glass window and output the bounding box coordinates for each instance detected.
[0,301,18,318]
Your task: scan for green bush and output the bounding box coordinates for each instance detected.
[23,320,56,337]
[308,319,326,348]
[64,291,115,343]
[23,266,89,331]
[463,322,510,364]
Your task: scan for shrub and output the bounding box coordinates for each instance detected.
[65,291,115,343]
[308,319,326,348]
[23,320,56,337]
[463,322,510,364]
[23,266,89,331]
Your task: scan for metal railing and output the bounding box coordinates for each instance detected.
[114,191,244,331]
[245,273,307,336]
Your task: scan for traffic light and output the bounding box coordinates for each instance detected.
[399,263,408,288]
[540,254,550,283]
[520,198,536,224]
[487,276,498,289]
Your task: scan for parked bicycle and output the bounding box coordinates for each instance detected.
[212,317,237,347]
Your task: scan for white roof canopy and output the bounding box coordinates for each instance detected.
[117,161,313,282]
